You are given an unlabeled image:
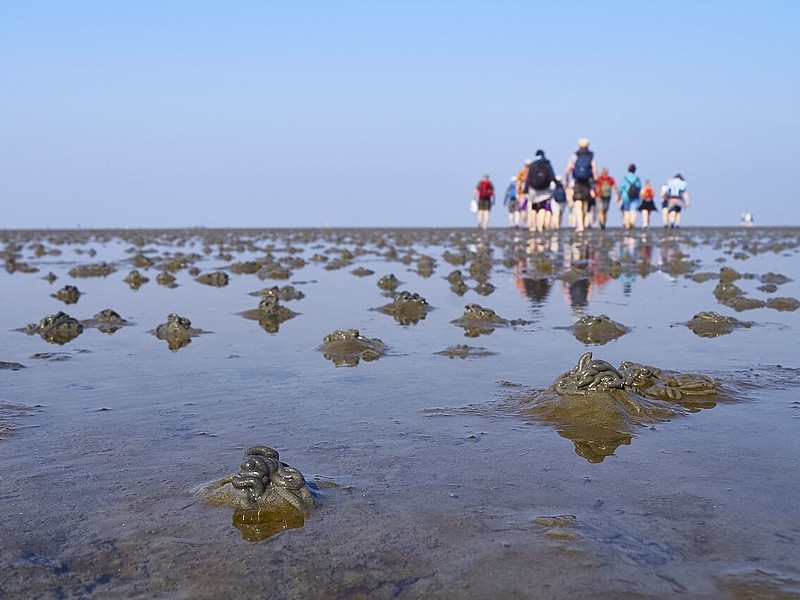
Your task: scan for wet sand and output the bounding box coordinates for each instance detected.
[1,227,799,599]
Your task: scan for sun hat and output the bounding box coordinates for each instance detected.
[578,138,589,148]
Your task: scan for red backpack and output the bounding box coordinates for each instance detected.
[478,180,494,200]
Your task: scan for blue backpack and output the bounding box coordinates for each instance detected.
[573,151,593,181]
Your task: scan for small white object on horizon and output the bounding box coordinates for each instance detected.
[740,212,754,226]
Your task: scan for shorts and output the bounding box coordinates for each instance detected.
[551,200,565,216]
[478,198,492,211]
[667,198,684,213]
[638,200,656,212]
[572,181,591,203]
[530,200,549,212]
[621,198,637,211]
[599,198,611,212]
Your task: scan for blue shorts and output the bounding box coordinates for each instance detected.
[622,199,638,211]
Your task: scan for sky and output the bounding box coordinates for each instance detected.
[2,0,799,229]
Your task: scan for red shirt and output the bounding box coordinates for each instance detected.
[595,174,615,198]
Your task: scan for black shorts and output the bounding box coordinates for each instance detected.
[572,180,591,203]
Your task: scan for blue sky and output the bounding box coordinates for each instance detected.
[2,1,799,229]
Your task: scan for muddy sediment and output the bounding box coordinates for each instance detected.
[0,226,798,599]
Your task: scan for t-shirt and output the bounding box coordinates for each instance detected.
[596,174,615,199]
[621,173,641,200]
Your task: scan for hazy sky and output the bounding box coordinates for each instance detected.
[3,1,799,229]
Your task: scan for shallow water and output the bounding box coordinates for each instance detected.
[1,227,799,599]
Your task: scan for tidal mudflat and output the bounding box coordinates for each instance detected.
[1,227,799,599]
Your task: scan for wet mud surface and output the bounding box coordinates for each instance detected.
[1,226,799,598]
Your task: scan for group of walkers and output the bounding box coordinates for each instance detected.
[472,138,691,232]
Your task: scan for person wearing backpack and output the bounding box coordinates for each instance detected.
[516,159,532,228]
[594,167,619,230]
[524,149,556,233]
[617,163,642,230]
[564,138,598,232]
[503,176,520,229]
[550,175,568,230]
[638,180,657,228]
[665,173,690,229]
[473,174,495,231]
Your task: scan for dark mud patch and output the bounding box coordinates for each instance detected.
[684,311,753,338]
[240,296,298,333]
[20,311,84,345]
[450,303,529,337]
[448,353,740,463]
[568,314,630,345]
[374,291,430,325]
[197,446,315,542]
[434,345,496,359]
[80,309,132,335]
[0,361,26,371]
[152,313,208,350]
[318,329,387,366]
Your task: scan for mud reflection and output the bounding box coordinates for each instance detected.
[232,506,306,542]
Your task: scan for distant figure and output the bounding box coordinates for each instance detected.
[638,180,657,228]
[516,159,531,227]
[525,149,556,233]
[595,166,619,230]
[660,182,670,227]
[551,175,568,230]
[565,138,598,232]
[474,174,495,231]
[665,173,690,229]
[503,176,520,228]
[618,163,642,230]
[741,212,755,227]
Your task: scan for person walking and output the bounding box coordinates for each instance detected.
[664,173,690,229]
[618,163,642,230]
[564,138,598,232]
[474,174,495,231]
[550,175,567,230]
[503,176,521,229]
[525,149,556,233]
[660,181,670,227]
[595,167,619,230]
[516,159,532,229]
[638,180,657,228]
